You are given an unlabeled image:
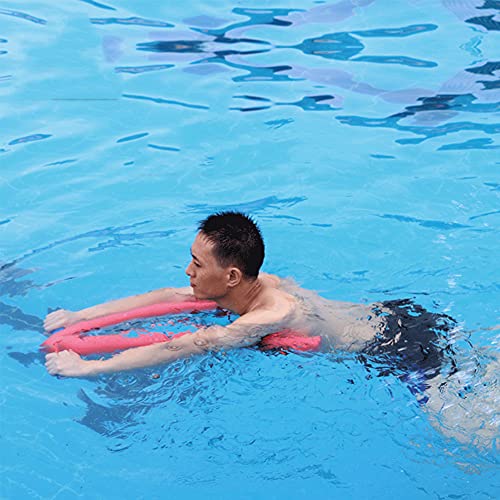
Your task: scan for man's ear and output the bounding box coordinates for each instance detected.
[227,267,242,288]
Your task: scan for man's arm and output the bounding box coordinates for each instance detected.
[44,286,195,332]
[45,311,283,377]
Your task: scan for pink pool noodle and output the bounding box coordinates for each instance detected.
[41,300,321,355]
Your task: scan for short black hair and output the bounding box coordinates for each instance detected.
[198,211,265,279]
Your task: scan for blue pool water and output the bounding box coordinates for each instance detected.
[1,0,499,498]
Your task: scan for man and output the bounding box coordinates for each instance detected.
[43,211,458,376]
[45,211,450,377]
[44,212,498,447]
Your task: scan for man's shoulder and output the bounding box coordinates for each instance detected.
[259,272,282,288]
[240,288,296,326]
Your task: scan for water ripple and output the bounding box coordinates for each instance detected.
[0,221,176,271]
[8,134,52,146]
[229,63,296,83]
[137,39,270,61]
[0,262,37,298]
[466,61,500,76]
[479,79,500,90]
[370,154,396,159]
[354,55,437,68]
[264,118,294,129]
[469,210,500,221]
[337,92,500,145]
[438,138,500,150]
[78,0,116,11]
[0,302,43,332]
[122,93,209,110]
[209,20,439,68]
[193,7,300,37]
[292,32,363,61]
[115,64,173,74]
[147,144,180,152]
[186,196,307,214]
[0,8,47,25]
[90,17,173,28]
[184,15,229,28]
[44,159,78,167]
[378,214,472,230]
[484,182,500,191]
[138,40,205,55]
[88,229,176,251]
[135,16,448,87]
[466,14,500,32]
[352,24,438,38]
[116,132,149,143]
[232,94,339,112]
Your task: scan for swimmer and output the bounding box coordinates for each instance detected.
[44,211,499,449]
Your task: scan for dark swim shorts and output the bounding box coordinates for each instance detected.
[358,299,457,397]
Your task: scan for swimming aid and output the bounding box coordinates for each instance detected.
[41,300,322,355]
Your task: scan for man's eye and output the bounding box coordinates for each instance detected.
[194,262,201,267]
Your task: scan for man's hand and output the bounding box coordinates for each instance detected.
[44,309,83,332]
[45,350,94,377]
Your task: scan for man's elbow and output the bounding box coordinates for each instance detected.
[161,335,210,359]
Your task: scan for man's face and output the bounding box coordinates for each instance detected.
[185,233,229,300]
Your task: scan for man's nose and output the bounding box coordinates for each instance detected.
[185,262,193,276]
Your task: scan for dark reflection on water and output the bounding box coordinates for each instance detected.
[122,92,210,110]
[193,7,300,35]
[109,1,498,145]
[337,90,500,145]
[78,0,116,12]
[115,63,173,74]
[438,137,500,151]
[1,301,43,332]
[75,321,232,442]
[377,214,472,231]
[231,94,339,112]
[9,134,52,146]
[0,220,177,272]
[336,51,500,144]
[466,61,500,76]
[466,14,500,31]
[292,32,364,61]
[0,7,47,25]
[136,21,439,68]
[0,261,44,334]
[91,17,173,28]
[186,195,307,215]
[61,0,497,148]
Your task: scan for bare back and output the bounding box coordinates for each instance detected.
[259,274,382,351]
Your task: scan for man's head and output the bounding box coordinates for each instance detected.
[186,211,265,299]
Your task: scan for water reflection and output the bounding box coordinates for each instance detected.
[231,94,340,112]
[186,195,307,214]
[78,0,116,11]
[0,7,47,25]
[135,21,439,70]
[91,16,173,28]
[74,313,233,442]
[0,258,44,336]
[337,88,500,145]
[55,0,497,148]
[100,0,497,145]
[0,220,178,272]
